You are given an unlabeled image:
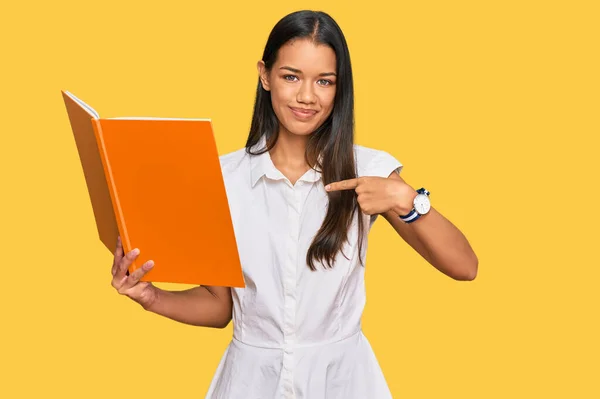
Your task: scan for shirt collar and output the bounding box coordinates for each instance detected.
[249,135,323,187]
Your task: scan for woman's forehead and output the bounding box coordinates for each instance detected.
[275,39,337,73]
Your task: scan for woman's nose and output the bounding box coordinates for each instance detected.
[296,81,316,104]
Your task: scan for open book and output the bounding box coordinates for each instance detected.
[62,90,244,287]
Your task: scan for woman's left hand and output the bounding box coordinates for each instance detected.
[325,174,417,216]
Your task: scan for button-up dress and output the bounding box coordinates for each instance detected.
[205,136,403,398]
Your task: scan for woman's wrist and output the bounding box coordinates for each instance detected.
[142,285,164,313]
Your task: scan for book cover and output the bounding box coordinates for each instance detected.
[62,90,245,288]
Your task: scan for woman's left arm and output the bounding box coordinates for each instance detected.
[326,172,478,281]
[382,173,478,280]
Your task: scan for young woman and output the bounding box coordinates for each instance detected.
[110,10,478,398]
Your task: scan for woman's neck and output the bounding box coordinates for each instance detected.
[269,130,311,184]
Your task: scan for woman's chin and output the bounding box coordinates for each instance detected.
[281,122,318,137]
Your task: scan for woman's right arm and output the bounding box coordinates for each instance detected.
[146,285,233,328]
[111,236,233,329]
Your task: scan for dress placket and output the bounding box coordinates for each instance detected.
[282,180,302,398]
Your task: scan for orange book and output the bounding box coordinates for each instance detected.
[62,90,244,288]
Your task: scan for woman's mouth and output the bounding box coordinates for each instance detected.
[290,106,317,120]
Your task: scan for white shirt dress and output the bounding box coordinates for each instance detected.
[205,136,403,399]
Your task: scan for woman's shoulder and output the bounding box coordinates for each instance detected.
[219,146,249,175]
[352,144,404,178]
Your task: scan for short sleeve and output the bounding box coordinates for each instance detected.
[365,150,403,178]
[359,149,403,228]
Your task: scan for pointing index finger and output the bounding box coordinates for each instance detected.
[325,178,359,192]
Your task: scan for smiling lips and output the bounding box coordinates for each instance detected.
[290,106,318,119]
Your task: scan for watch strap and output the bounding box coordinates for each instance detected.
[399,209,421,223]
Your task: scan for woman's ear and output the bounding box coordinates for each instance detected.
[257,60,271,91]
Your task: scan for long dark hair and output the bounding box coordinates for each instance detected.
[245,10,365,271]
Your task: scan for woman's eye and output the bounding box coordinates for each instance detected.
[283,75,334,86]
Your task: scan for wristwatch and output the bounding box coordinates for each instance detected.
[399,188,431,223]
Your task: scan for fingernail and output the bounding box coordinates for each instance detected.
[131,248,140,256]
[325,185,331,191]
[145,260,154,269]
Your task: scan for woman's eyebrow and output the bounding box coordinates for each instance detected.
[279,66,337,77]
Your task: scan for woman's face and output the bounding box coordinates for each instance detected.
[258,38,337,137]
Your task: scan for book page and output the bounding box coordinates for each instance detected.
[63,91,100,119]
[108,117,211,121]
[63,91,209,121]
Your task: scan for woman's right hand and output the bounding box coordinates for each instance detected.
[111,236,159,311]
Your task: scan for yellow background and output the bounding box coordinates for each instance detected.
[1,0,598,398]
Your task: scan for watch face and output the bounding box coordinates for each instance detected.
[414,194,431,215]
